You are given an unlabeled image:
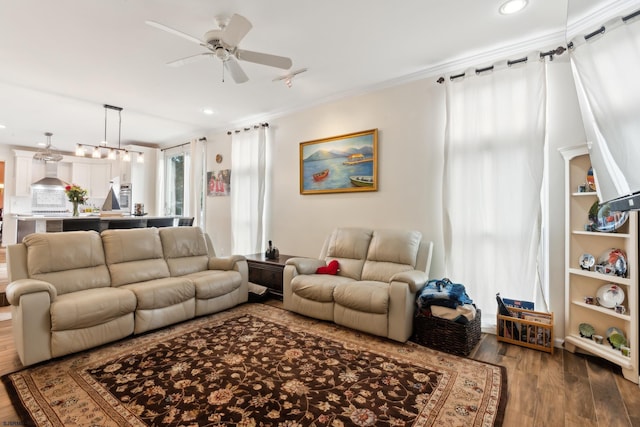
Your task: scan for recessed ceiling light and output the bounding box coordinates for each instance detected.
[201,108,215,115]
[499,0,528,15]
[0,124,6,129]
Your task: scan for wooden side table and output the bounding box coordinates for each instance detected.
[245,253,298,299]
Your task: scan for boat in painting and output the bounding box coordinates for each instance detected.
[343,153,373,165]
[349,175,374,187]
[313,169,330,181]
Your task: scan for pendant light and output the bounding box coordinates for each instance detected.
[75,104,143,162]
[34,132,63,162]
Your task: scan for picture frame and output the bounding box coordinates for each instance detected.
[300,128,378,195]
[207,169,231,196]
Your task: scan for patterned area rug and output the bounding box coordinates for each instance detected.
[2,304,506,426]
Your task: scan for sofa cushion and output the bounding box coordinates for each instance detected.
[50,287,136,331]
[361,229,421,282]
[121,277,195,310]
[333,281,389,314]
[325,228,373,280]
[159,227,210,275]
[23,231,111,295]
[102,228,170,286]
[291,274,353,302]
[183,270,242,299]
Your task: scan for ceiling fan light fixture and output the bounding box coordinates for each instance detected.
[215,47,229,61]
[146,14,292,84]
[499,0,528,15]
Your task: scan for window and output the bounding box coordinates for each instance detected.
[164,146,191,216]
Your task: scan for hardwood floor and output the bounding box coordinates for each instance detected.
[0,302,639,426]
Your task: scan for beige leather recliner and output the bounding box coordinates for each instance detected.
[283,227,433,342]
[6,227,248,366]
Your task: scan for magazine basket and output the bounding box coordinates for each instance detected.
[496,307,554,354]
[412,309,481,357]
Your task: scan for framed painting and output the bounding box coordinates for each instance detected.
[300,129,378,195]
[207,169,231,196]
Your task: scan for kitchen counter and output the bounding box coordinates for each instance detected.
[11,214,192,243]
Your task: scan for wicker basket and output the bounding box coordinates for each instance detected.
[411,309,482,356]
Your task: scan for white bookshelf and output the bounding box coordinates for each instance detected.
[560,144,638,384]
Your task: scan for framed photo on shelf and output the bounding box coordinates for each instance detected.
[299,129,378,195]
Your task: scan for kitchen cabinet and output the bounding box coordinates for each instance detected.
[72,162,112,199]
[560,144,639,384]
[14,155,34,197]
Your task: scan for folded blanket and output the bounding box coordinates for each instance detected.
[431,304,477,324]
[417,278,474,310]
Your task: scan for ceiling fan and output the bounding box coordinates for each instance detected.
[146,14,293,84]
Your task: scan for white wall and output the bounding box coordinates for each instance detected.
[203,56,587,337]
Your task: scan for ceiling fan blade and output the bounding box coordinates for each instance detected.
[221,14,252,47]
[236,49,292,70]
[166,52,213,67]
[145,20,209,48]
[224,57,249,84]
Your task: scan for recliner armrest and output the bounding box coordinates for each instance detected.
[390,270,429,293]
[285,257,326,274]
[209,255,246,271]
[6,279,57,306]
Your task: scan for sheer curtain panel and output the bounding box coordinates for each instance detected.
[569,11,640,205]
[443,59,547,330]
[230,127,267,255]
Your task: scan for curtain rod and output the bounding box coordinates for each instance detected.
[568,8,640,48]
[160,137,207,152]
[227,122,269,135]
[436,46,567,84]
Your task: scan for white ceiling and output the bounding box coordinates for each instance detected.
[0,0,614,153]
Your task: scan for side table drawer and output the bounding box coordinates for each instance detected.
[249,265,282,292]
[247,261,284,296]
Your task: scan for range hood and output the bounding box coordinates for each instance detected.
[31,162,68,188]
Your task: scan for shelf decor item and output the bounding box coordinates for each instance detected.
[596,284,625,309]
[579,253,595,271]
[588,200,629,232]
[579,322,595,338]
[595,248,628,277]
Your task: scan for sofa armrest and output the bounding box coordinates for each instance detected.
[390,270,429,293]
[6,279,57,306]
[209,255,246,271]
[285,257,326,274]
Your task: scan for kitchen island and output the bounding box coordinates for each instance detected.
[13,215,193,243]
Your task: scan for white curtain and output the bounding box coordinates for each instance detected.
[569,11,640,204]
[443,58,547,330]
[230,127,267,255]
[188,138,206,227]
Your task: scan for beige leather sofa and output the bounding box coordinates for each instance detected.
[6,226,248,366]
[283,227,433,342]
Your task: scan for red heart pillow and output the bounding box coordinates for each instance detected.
[316,260,339,275]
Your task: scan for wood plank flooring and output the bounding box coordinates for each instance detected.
[0,301,639,426]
